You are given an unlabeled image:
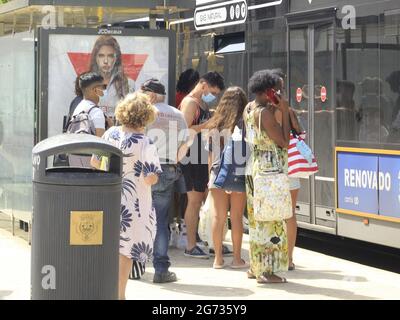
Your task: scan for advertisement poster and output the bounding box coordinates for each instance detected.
[47,32,170,138]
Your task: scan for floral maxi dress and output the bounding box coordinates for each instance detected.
[244,103,289,277]
[103,126,162,262]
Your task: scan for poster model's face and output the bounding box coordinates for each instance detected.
[47,33,170,138]
[96,45,117,75]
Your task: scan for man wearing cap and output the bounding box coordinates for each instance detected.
[141,79,190,283]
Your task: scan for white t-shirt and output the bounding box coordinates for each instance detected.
[73,99,105,130]
[146,102,189,164]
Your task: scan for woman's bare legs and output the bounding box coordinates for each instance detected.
[286,189,299,269]
[210,189,229,267]
[119,255,133,300]
[229,192,247,266]
[185,190,206,251]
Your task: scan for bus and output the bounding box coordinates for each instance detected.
[171,0,400,249]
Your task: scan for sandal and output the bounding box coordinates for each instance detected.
[230,259,250,269]
[257,274,287,284]
[247,270,256,279]
[213,259,225,269]
[289,263,295,271]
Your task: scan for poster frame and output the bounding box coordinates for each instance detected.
[38,27,176,141]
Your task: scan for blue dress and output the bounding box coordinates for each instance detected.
[103,126,161,262]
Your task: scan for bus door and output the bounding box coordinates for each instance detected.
[287,8,336,232]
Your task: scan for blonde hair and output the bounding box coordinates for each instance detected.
[115,92,157,129]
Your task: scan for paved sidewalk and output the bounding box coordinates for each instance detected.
[1,216,400,300]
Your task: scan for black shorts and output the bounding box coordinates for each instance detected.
[181,163,209,193]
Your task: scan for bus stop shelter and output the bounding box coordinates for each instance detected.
[0,0,195,240]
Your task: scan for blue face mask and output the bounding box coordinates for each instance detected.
[202,93,216,104]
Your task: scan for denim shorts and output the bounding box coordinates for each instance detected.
[289,177,301,191]
[209,169,246,193]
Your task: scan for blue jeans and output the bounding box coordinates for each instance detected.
[152,164,182,274]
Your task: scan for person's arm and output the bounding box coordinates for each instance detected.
[92,109,106,137]
[95,128,105,137]
[144,174,158,186]
[192,121,210,133]
[177,127,199,163]
[105,116,114,130]
[289,107,302,134]
[176,119,194,163]
[177,142,190,163]
[142,139,162,186]
[260,96,291,149]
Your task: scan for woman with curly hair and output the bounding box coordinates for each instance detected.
[244,69,291,284]
[92,92,161,300]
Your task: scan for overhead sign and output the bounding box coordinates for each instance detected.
[195,0,248,31]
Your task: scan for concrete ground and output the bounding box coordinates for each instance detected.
[1,213,399,300]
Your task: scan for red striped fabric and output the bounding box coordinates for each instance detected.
[288,133,318,178]
[288,158,318,166]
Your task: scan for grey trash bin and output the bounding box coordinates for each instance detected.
[31,134,122,300]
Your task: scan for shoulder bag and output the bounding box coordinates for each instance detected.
[253,108,293,222]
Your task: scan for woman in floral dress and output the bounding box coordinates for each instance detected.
[244,70,292,284]
[92,92,161,299]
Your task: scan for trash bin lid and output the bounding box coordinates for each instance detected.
[32,134,123,186]
[33,134,121,157]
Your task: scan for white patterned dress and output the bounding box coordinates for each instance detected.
[102,126,162,262]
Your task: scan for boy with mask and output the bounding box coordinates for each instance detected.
[179,71,225,258]
[69,72,109,167]
[72,72,108,137]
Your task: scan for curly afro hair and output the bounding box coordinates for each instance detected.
[248,69,281,94]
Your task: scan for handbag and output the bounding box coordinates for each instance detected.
[213,123,249,193]
[288,131,318,178]
[253,108,292,222]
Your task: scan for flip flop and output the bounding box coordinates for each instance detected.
[213,260,225,269]
[230,259,250,269]
[289,263,295,271]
